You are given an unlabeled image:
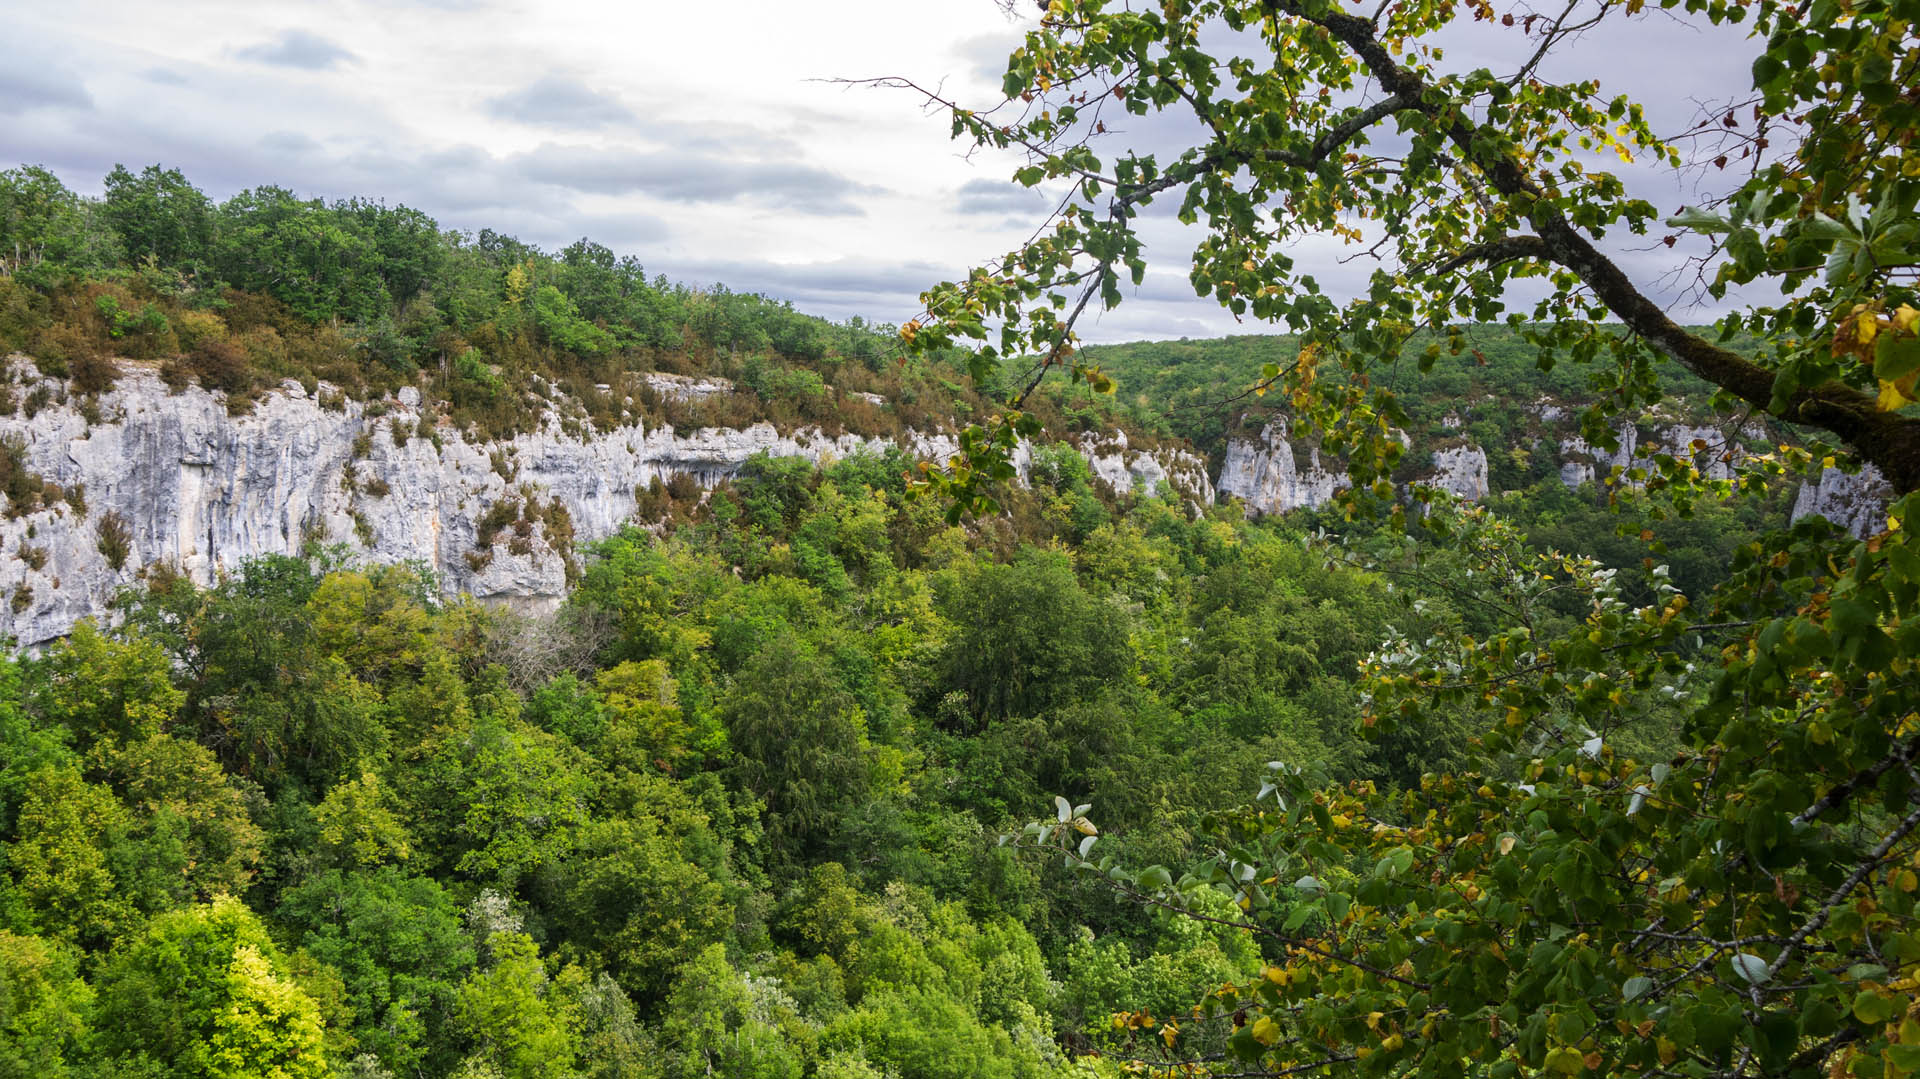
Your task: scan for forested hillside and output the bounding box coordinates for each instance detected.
[1083,327,1732,460]
[0,164,1150,446]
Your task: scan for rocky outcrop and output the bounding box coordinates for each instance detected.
[1216,408,1895,532]
[1078,429,1213,505]
[0,359,1208,645]
[1216,420,1344,516]
[1793,463,1896,537]
[1426,445,1490,502]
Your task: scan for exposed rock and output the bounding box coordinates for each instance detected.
[0,357,1210,645]
[1793,464,1896,538]
[1425,445,1490,501]
[642,373,735,403]
[1216,420,1344,517]
[1078,430,1214,503]
[1216,407,1890,536]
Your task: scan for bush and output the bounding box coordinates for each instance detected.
[188,337,251,395]
[95,510,131,570]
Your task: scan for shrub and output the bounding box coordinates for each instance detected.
[95,510,132,570]
[188,337,251,395]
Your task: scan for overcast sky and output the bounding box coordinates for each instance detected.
[1,0,1766,342]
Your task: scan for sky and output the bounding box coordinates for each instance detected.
[1,0,1770,342]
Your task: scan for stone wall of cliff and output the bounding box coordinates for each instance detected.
[0,357,1211,645]
[1215,408,1894,534]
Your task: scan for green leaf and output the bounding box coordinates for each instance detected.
[1800,213,1852,242]
[1730,953,1769,985]
[1875,334,1920,384]
[1622,975,1653,1001]
[1853,989,1899,1025]
[1667,206,1733,234]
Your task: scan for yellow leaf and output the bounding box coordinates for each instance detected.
[1250,1016,1282,1046]
[1499,835,1517,855]
[1879,379,1918,412]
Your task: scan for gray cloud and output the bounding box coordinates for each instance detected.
[648,255,955,323]
[513,144,885,216]
[954,177,1047,216]
[487,76,635,130]
[235,30,358,71]
[0,68,93,114]
[141,68,189,87]
[260,131,321,157]
[950,31,1025,90]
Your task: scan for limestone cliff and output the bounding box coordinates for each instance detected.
[0,358,1210,646]
[1216,409,1892,534]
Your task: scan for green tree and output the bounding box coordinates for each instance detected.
[93,732,266,906]
[0,166,107,278]
[545,772,732,999]
[0,930,93,1078]
[660,944,804,1079]
[99,164,213,276]
[25,621,183,751]
[213,186,390,323]
[277,867,475,1075]
[452,932,578,1079]
[7,765,132,947]
[93,895,330,1076]
[723,634,873,856]
[933,550,1129,728]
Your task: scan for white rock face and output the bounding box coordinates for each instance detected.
[1793,464,1896,537]
[1077,430,1214,503]
[1216,420,1344,517]
[0,358,1211,645]
[1216,409,1891,536]
[1426,445,1490,501]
